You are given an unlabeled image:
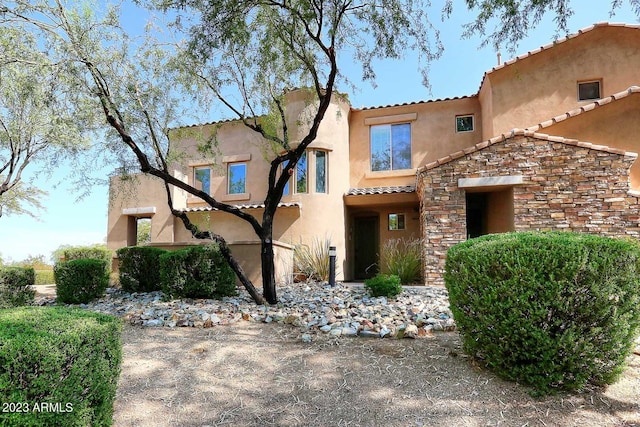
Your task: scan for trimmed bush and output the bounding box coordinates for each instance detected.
[60,245,113,274]
[445,231,640,395]
[117,246,167,292]
[54,259,109,304]
[364,274,402,298]
[380,237,423,285]
[0,306,122,426]
[0,267,36,308]
[159,244,236,299]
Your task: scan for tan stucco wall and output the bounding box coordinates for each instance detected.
[536,93,640,188]
[482,25,640,139]
[107,174,185,252]
[348,97,482,188]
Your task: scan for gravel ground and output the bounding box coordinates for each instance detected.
[113,322,640,427]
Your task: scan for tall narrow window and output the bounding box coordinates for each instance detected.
[370,123,411,171]
[228,163,247,194]
[315,151,327,193]
[194,166,211,195]
[296,151,307,193]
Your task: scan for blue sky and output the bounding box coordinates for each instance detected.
[0,1,637,264]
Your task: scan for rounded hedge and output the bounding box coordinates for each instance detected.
[0,267,36,308]
[159,244,236,300]
[445,231,640,395]
[116,246,167,293]
[0,306,122,426]
[54,259,109,304]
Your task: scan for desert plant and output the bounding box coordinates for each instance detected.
[117,246,166,292]
[293,236,335,282]
[380,237,423,285]
[445,231,640,396]
[54,259,110,304]
[159,244,236,299]
[0,306,122,426]
[364,274,403,298]
[34,269,55,285]
[0,266,36,308]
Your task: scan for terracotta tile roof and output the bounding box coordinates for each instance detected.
[417,129,639,173]
[181,201,301,212]
[346,185,416,196]
[352,96,473,112]
[525,86,640,132]
[477,22,640,94]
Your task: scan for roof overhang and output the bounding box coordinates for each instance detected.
[344,186,418,206]
[180,201,301,213]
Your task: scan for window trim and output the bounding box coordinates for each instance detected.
[577,79,602,101]
[370,122,412,172]
[227,162,247,195]
[388,213,406,231]
[455,114,475,133]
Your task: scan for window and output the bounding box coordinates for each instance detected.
[228,162,247,194]
[578,80,601,101]
[315,151,327,193]
[370,123,411,171]
[388,213,406,231]
[296,151,307,193]
[194,166,211,195]
[456,115,474,133]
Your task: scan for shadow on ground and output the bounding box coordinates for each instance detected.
[113,323,640,427]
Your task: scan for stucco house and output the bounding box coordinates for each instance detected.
[107,22,640,286]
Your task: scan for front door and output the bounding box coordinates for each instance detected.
[354,216,379,279]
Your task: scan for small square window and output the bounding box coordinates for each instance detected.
[578,80,601,101]
[456,115,474,133]
[388,213,405,231]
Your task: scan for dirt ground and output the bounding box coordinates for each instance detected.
[112,323,640,427]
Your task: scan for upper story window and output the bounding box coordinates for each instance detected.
[228,162,247,194]
[370,123,411,171]
[315,151,327,193]
[296,151,308,193]
[456,115,474,133]
[578,80,601,101]
[194,166,211,195]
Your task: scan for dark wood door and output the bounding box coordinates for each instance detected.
[354,216,379,279]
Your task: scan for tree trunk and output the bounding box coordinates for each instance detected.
[261,237,277,304]
[217,239,265,305]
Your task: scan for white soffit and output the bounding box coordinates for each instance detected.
[122,207,157,216]
[458,175,523,188]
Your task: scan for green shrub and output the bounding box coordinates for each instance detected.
[60,244,113,274]
[117,246,167,293]
[35,269,55,285]
[0,306,122,426]
[159,244,236,299]
[445,231,640,395]
[380,237,423,285]
[0,267,36,308]
[54,259,109,304]
[364,274,403,298]
[293,237,334,282]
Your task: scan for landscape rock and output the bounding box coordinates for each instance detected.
[48,282,455,338]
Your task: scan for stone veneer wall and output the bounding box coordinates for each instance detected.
[417,134,640,285]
